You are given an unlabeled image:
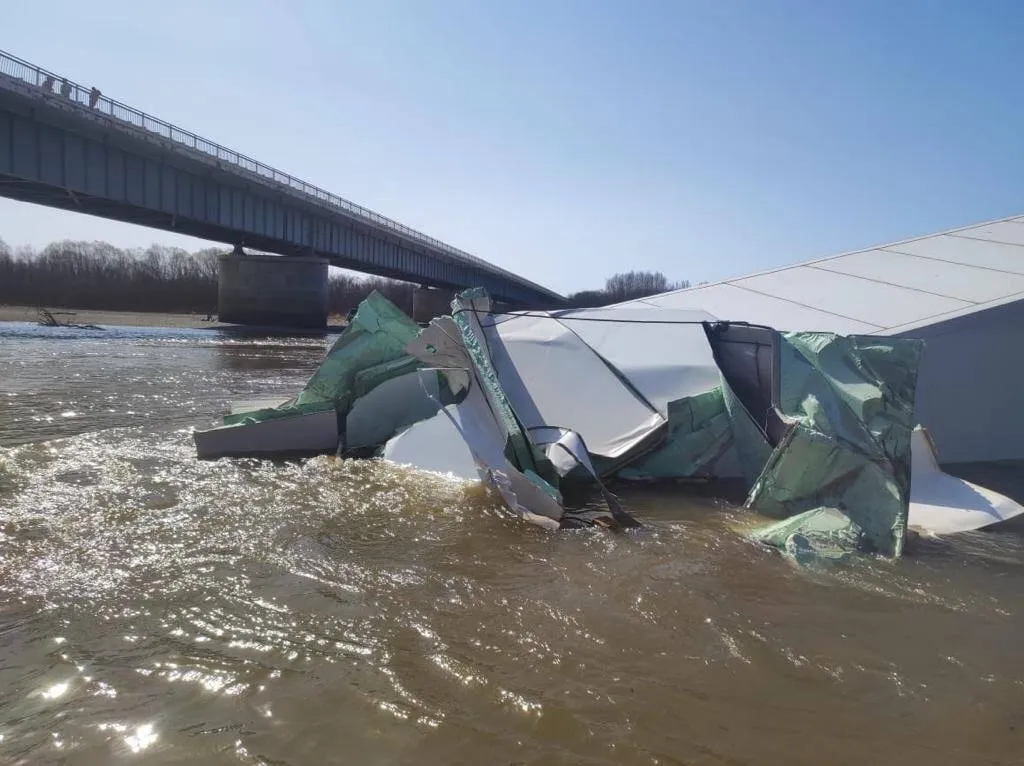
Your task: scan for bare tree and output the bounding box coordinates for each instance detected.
[567,270,691,308]
[0,237,419,317]
[0,239,686,318]
[0,239,221,313]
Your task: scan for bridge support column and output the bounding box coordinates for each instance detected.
[218,251,329,329]
[412,285,455,323]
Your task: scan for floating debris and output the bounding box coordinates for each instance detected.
[193,288,1024,559]
[36,308,104,330]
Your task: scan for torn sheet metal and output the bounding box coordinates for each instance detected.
[195,286,1024,553]
[451,290,557,479]
[746,423,908,557]
[478,308,666,461]
[344,370,442,453]
[291,290,423,413]
[747,506,862,566]
[194,291,432,460]
[547,307,724,416]
[706,323,924,558]
[746,426,1024,563]
[193,406,340,460]
[393,294,999,548]
[615,387,735,481]
[908,427,1024,534]
[406,314,565,530]
[527,426,640,528]
[475,304,742,480]
[406,301,639,530]
[384,402,479,481]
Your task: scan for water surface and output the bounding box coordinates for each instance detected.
[1,321,1022,765]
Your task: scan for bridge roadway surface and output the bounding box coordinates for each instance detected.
[0,49,563,308]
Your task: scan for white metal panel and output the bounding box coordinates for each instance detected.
[883,292,1024,335]
[895,302,1024,463]
[345,371,441,450]
[404,317,565,528]
[486,313,665,458]
[612,213,1024,469]
[384,406,478,481]
[907,427,1024,533]
[229,397,290,414]
[641,282,878,334]
[815,249,1024,304]
[733,267,971,329]
[887,235,1024,274]
[556,308,722,415]
[193,410,338,459]
[957,220,1024,247]
[603,299,663,309]
[555,307,716,323]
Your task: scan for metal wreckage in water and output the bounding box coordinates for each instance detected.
[194,288,1024,562]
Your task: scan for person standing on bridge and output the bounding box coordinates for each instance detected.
[89,87,101,108]
[60,78,72,99]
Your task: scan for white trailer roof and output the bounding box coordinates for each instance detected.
[625,215,1024,335]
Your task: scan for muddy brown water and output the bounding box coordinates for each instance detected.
[1,321,1023,765]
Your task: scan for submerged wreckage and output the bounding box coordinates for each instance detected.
[194,288,1024,560]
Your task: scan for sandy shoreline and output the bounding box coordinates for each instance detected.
[0,305,229,329]
[0,306,349,331]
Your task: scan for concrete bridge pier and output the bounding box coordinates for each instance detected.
[218,247,329,328]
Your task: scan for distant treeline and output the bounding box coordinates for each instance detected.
[0,239,222,314]
[0,238,690,316]
[565,270,691,307]
[0,238,418,317]
[328,274,415,317]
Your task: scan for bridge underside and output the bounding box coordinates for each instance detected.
[0,86,561,308]
[0,173,465,284]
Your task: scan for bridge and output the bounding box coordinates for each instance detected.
[0,49,564,327]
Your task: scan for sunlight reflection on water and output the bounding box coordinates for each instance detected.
[1,322,1023,764]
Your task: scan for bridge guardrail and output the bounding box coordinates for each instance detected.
[0,48,551,291]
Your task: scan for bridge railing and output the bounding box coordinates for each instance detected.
[0,48,550,291]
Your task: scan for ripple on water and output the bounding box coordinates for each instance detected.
[1,328,1024,764]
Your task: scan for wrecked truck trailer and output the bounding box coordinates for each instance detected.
[193,288,1024,559]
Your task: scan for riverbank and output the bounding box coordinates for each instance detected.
[0,305,350,331]
[0,305,226,329]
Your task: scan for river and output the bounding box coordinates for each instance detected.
[1,321,1022,765]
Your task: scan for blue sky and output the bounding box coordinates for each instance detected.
[2,0,1023,294]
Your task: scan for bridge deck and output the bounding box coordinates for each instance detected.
[0,48,563,305]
